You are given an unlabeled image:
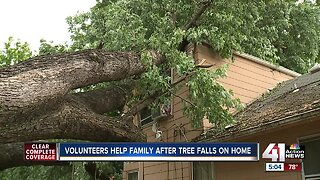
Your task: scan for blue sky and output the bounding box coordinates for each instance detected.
[0,0,96,51]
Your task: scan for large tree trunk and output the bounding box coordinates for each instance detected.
[0,50,162,143]
[0,50,162,170]
[0,50,161,122]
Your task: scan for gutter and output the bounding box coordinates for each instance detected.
[199,107,320,142]
[234,52,301,77]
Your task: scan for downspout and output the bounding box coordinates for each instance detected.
[173,127,177,180]
[167,127,169,180]
[142,162,144,180]
[179,129,184,180]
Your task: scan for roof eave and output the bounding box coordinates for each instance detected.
[234,52,301,77]
[198,42,300,77]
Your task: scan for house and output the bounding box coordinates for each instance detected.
[195,65,320,180]
[123,44,300,180]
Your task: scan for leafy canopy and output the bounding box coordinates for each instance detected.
[0,37,32,67]
[65,0,319,127]
[1,0,319,128]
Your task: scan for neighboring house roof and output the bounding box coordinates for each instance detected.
[196,70,320,142]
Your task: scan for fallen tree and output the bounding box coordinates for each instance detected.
[0,50,163,170]
[0,1,216,171]
[0,50,163,143]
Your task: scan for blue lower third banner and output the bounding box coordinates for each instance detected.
[58,142,259,161]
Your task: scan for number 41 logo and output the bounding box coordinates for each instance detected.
[262,143,285,162]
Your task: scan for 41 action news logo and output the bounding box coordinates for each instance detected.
[262,143,305,162]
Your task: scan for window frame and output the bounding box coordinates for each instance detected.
[127,170,139,180]
[139,107,153,127]
[139,68,174,127]
[298,133,320,180]
[192,161,214,180]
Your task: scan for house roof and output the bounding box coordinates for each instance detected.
[195,42,301,77]
[195,70,320,142]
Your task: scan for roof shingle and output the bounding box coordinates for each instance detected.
[196,70,320,142]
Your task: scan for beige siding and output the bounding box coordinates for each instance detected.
[196,45,293,104]
[123,44,297,180]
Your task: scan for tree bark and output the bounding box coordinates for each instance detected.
[0,50,163,168]
[0,50,161,119]
[0,92,145,144]
[73,82,134,114]
[0,50,159,170]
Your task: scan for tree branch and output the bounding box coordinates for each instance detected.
[0,93,145,144]
[169,89,196,107]
[84,162,110,180]
[125,92,164,119]
[0,50,162,116]
[183,1,212,30]
[74,82,134,114]
[178,1,213,51]
[125,70,198,119]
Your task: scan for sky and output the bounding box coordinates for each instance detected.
[0,0,96,52]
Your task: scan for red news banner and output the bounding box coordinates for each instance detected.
[284,163,302,172]
[24,143,56,161]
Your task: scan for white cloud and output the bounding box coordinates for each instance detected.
[0,0,96,51]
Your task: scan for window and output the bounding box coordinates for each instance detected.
[140,107,152,126]
[139,69,173,126]
[139,103,172,126]
[193,162,213,180]
[128,171,138,180]
[300,137,320,179]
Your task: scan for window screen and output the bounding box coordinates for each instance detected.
[140,107,152,126]
[301,137,320,179]
[193,162,213,180]
[128,171,138,180]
